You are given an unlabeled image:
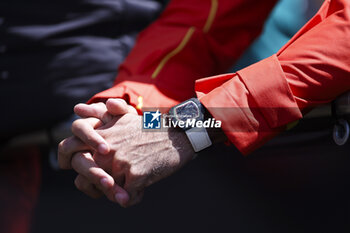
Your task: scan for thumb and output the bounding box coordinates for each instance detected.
[74,102,112,124]
[106,98,137,116]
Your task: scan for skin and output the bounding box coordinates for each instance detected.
[58,0,323,208]
[58,99,195,207]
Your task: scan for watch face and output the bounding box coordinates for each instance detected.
[168,98,206,130]
[174,100,200,122]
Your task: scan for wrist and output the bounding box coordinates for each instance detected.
[167,127,196,160]
[203,107,227,144]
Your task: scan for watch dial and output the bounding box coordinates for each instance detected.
[174,101,199,121]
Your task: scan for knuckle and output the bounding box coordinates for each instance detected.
[128,168,138,178]
[71,152,83,169]
[71,119,84,133]
[74,177,84,191]
[57,139,70,169]
[57,139,67,154]
[129,165,145,178]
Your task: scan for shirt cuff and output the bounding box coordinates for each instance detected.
[88,79,180,113]
[195,55,302,155]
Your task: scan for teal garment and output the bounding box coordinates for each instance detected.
[233,0,320,71]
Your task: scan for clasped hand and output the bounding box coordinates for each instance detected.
[58,99,195,207]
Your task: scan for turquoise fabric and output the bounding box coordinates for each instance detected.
[233,0,320,71]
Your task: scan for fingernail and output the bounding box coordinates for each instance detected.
[115,193,128,204]
[100,178,111,189]
[98,144,109,154]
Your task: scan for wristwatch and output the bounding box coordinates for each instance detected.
[168,98,212,152]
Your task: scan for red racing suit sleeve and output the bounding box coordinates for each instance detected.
[196,0,350,154]
[88,0,278,109]
[89,0,350,155]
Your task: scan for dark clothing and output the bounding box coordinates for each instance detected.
[0,2,166,233]
[0,0,166,138]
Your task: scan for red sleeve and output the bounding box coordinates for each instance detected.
[88,0,277,109]
[195,0,350,155]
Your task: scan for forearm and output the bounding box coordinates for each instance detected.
[196,0,350,154]
[88,0,277,110]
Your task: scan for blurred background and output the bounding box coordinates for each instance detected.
[32,131,350,233]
